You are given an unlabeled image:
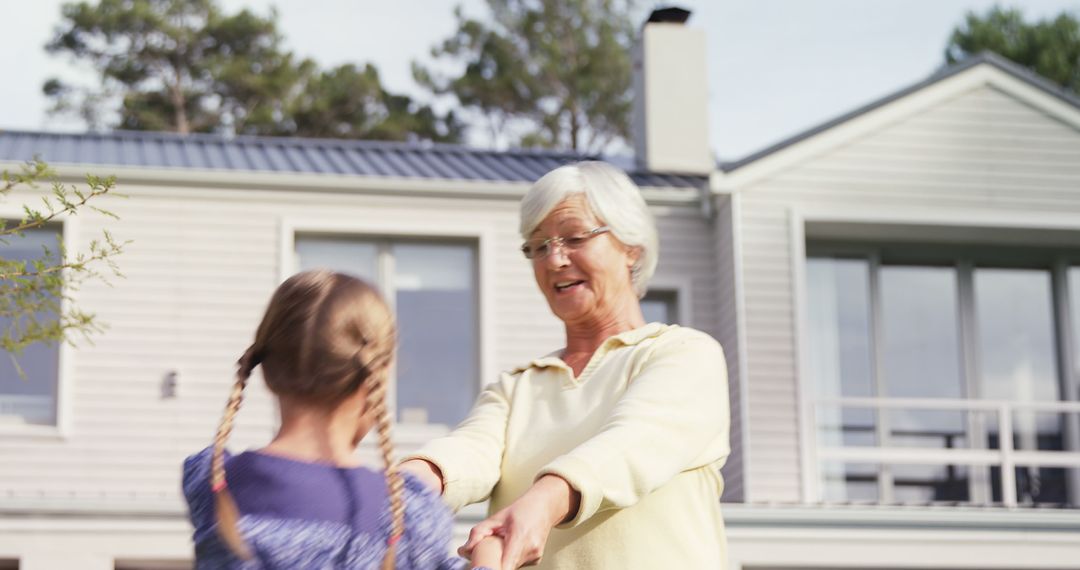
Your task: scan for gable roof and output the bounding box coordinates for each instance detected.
[721,52,1080,173]
[0,129,705,190]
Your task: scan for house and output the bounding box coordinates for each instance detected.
[2,9,1079,570]
[715,49,1080,569]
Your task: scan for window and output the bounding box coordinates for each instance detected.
[807,245,1080,507]
[0,225,61,427]
[295,235,478,427]
[641,289,680,325]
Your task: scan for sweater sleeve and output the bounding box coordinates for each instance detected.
[401,474,467,570]
[402,375,513,511]
[181,446,218,544]
[536,329,730,528]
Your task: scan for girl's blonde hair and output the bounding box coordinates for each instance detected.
[210,270,404,570]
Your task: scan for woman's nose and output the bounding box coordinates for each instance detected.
[544,244,572,267]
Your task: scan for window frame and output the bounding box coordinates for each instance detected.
[0,206,78,439]
[807,248,1077,503]
[642,275,693,326]
[792,207,1080,506]
[280,216,496,444]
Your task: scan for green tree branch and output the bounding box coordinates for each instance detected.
[1,159,128,377]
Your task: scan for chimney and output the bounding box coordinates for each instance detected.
[632,7,713,175]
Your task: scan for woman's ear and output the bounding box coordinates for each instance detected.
[626,245,642,267]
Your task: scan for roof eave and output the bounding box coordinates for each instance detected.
[0,160,702,206]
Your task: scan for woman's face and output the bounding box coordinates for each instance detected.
[529,195,639,327]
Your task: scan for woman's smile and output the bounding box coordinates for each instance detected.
[553,279,587,294]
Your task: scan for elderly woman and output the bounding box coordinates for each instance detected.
[402,161,730,569]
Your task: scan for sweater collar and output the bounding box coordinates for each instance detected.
[510,322,672,374]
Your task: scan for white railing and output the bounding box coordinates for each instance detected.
[813,397,1080,507]
[0,394,54,425]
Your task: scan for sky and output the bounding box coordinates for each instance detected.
[1,0,1078,162]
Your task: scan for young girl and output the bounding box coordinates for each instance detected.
[182,270,501,569]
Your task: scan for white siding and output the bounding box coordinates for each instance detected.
[654,205,722,339]
[0,180,720,515]
[0,184,514,506]
[738,84,1080,503]
[712,195,745,501]
[738,198,800,502]
[650,204,739,499]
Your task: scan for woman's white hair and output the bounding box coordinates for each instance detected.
[519,161,659,298]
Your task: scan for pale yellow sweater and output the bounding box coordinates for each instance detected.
[408,323,730,569]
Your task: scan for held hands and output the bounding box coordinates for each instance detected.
[459,503,543,570]
[459,475,580,569]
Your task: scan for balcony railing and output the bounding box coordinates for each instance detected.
[812,397,1080,508]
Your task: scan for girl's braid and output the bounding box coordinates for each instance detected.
[369,361,405,570]
[210,347,259,560]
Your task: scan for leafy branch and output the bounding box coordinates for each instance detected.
[1,158,128,377]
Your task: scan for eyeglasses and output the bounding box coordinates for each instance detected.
[520,226,610,260]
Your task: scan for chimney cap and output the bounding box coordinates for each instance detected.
[646,7,691,24]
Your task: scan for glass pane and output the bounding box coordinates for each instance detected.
[816,406,878,447]
[641,289,677,324]
[0,226,61,426]
[880,266,966,448]
[975,268,1059,402]
[821,462,879,503]
[991,466,1075,507]
[975,268,1061,456]
[393,243,477,426]
[888,408,973,450]
[986,410,1068,453]
[892,463,970,504]
[880,266,964,398]
[295,236,378,282]
[807,258,876,448]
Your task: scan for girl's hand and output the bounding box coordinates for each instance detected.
[459,475,580,569]
[469,535,505,570]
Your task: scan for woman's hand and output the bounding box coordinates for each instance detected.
[459,475,580,569]
[399,459,444,494]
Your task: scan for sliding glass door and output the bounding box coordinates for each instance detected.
[808,248,1078,507]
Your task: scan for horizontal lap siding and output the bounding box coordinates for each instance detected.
[0,186,531,508]
[712,196,744,501]
[739,195,800,503]
[652,209,735,498]
[491,216,564,368]
[739,84,1080,504]
[5,191,280,505]
[2,182,725,513]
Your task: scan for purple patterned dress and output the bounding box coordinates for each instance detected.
[183,447,465,569]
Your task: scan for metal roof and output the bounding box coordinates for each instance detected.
[0,129,706,189]
[721,52,1080,172]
